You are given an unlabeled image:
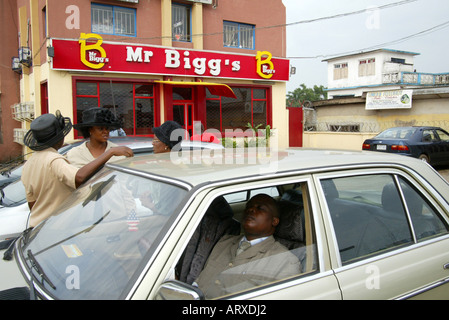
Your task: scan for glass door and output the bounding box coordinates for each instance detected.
[173,103,194,137]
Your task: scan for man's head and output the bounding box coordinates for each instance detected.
[242,194,279,240]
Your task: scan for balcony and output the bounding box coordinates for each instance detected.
[383,71,449,86]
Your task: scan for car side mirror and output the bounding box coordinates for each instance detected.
[154,280,205,300]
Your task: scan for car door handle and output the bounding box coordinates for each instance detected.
[444,263,449,270]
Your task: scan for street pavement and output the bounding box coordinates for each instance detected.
[438,168,449,182]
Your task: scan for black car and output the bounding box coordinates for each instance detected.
[362,126,449,166]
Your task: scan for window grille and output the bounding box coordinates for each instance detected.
[75,81,155,137]
[91,4,136,36]
[172,4,191,42]
[206,87,268,132]
[223,21,255,49]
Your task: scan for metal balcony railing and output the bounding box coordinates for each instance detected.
[383,72,449,86]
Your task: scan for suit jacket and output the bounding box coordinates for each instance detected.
[195,235,301,299]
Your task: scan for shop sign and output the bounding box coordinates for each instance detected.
[51,33,289,81]
[365,90,413,110]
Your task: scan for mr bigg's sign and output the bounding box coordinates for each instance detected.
[51,33,290,81]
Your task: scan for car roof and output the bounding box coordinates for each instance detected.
[383,126,442,131]
[107,148,437,189]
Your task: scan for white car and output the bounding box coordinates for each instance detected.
[8,147,449,300]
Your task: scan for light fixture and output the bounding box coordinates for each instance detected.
[47,46,54,58]
[11,57,21,74]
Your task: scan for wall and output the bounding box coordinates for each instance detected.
[0,0,22,163]
[303,92,449,151]
[303,132,375,151]
[202,0,286,57]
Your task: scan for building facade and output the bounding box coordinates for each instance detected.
[0,0,22,163]
[324,49,449,99]
[303,49,449,151]
[10,0,290,156]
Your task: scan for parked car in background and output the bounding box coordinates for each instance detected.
[0,137,223,240]
[9,148,449,300]
[0,165,24,189]
[362,126,449,166]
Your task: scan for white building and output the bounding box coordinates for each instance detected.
[323,49,449,99]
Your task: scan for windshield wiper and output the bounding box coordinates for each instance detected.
[27,249,56,290]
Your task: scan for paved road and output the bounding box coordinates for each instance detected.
[437,167,449,182]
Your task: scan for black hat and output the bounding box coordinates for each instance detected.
[73,108,121,131]
[152,121,184,149]
[23,111,72,151]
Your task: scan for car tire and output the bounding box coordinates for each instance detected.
[419,154,430,163]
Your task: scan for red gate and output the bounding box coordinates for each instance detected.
[287,107,303,147]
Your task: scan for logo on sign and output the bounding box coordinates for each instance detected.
[256,51,276,79]
[79,33,109,69]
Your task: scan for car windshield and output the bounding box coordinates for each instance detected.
[20,168,188,300]
[375,127,417,139]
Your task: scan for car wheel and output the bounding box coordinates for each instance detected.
[419,154,430,163]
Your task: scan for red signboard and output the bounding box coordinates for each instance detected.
[51,34,290,82]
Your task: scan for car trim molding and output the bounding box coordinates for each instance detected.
[396,277,449,300]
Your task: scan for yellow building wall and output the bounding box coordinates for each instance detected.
[303,96,449,151]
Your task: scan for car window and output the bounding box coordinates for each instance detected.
[397,176,448,241]
[436,129,449,142]
[321,174,449,265]
[422,129,438,142]
[174,182,317,299]
[377,128,414,139]
[223,186,280,204]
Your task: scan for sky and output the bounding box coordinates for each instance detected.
[282,0,449,93]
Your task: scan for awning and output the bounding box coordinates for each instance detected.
[155,80,236,98]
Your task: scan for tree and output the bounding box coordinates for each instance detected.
[286,84,327,108]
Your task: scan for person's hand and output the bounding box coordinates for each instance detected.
[111,146,134,157]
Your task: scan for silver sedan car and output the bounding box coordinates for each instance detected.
[9,148,449,300]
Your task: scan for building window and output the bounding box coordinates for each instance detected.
[391,57,406,64]
[223,21,255,49]
[333,63,348,80]
[74,80,155,137]
[91,3,136,37]
[172,3,191,42]
[206,87,269,132]
[359,58,375,77]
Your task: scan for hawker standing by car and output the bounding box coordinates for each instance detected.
[2,111,134,261]
[67,107,128,167]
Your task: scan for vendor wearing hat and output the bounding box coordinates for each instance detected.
[152,120,183,153]
[67,107,127,167]
[21,111,133,228]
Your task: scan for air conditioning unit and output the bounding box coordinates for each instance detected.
[11,57,22,74]
[21,102,35,121]
[11,103,23,121]
[19,47,32,67]
[13,128,27,145]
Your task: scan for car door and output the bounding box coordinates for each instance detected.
[316,170,449,299]
[420,129,441,163]
[151,177,342,300]
[435,129,449,165]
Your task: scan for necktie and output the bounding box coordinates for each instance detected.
[236,240,251,255]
